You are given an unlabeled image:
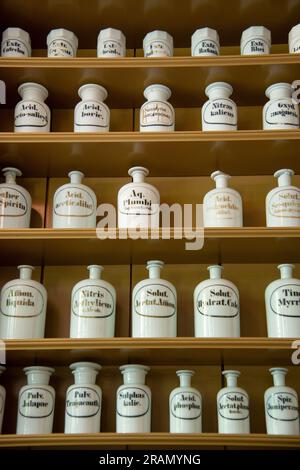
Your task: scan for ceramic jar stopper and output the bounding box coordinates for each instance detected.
[289,24,300,54]
[74,84,110,132]
[194,265,240,338]
[1,28,31,57]
[203,171,243,227]
[0,367,6,434]
[0,265,47,339]
[191,28,220,57]
[65,362,102,434]
[17,366,55,435]
[265,368,300,435]
[70,265,116,338]
[202,82,237,131]
[97,28,126,57]
[14,82,51,133]
[266,169,300,227]
[140,84,175,132]
[217,370,250,434]
[47,28,78,57]
[116,364,151,433]
[240,26,271,55]
[169,370,202,433]
[0,167,32,228]
[52,171,97,228]
[263,83,299,130]
[132,260,177,338]
[143,30,173,57]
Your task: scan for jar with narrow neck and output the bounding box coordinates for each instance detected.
[0,167,32,228]
[202,82,237,131]
[0,366,6,434]
[14,82,51,133]
[263,83,299,130]
[74,84,110,133]
[140,84,175,132]
[266,169,300,227]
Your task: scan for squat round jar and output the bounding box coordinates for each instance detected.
[191,28,220,57]
[74,84,110,132]
[1,27,31,57]
[14,82,50,133]
[202,82,237,131]
[263,83,299,130]
[240,26,271,55]
[143,30,173,57]
[47,28,78,57]
[97,28,126,57]
[289,24,300,54]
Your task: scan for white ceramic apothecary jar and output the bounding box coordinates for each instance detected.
[263,83,299,130]
[0,367,6,434]
[217,370,250,434]
[116,364,151,433]
[169,370,202,434]
[0,167,32,228]
[240,26,271,55]
[1,28,31,57]
[118,167,160,229]
[266,169,300,227]
[17,366,55,435]
[70,265,116,338]
[47,28,78,57]
[202,82,237,131]
[143,30,173,58]
[289,24,300,54]
[52,171,97,228]
[194,265,240,338]
[0,265,47,339]
[265,368,300,435]
[14,82,51,133]
[265,264,300,338]
[132,260,177,338]
[140,84,174,132]
[74,84,110,132]
[191,28,220,57]
[65,362,102,434]
[97,28,126,57]
[203,171,243,227]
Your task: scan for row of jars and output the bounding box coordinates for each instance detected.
[0,364,298,436]
[2,25,300,58]
[11,81,300,133]
[0,261,299,340]
[1,166,300,230]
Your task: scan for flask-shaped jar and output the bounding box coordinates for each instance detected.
[14,83,50,133]
[169,370,202,433]
[17,366,55,435]
[116,364,151,433]
[74,84,110,132]
[191,28,220,57]
[47,28,78,57]
[217,370,250,434]
[265,264,300,338]
[117,167,160,229]
[240,26,271,55]
[202,82,237,131]
[65,362,102,434]
[263,83,299,130]
[265,368,300,435]
[143,30,173,58]
[0,367,6,434]
[0,265,47,339]
[266,169,300,227]
[194,265,240,338]
[97,28,126,57]
[289,24,300,54]
[132,260,177,338]
[203,171,243,227]
[1,27,31,57]
[0,167,32,228]
[52,171,97,228]
[70,265,116,338]
[140,84,174,132]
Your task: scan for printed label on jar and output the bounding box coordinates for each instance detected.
[205,191,241,222]
[72,284,114,318]
[1,39,30,56]
[19,387,54,418]
[270,284,300,317]
[117,387,150,418]
[268,189,300,219]
[48,39,74,57]
[66,387,101,418]
[0,391,4,415]
[144,41,172,57]
[99,40,124,56]
[15,101,49,129]
[264,100,299,127]
[242,39,269,55]
[203,99,237,127]
[171,392,201,420]
[119,185,159,216]
[193,39,219,56]
[291,39,300,53]
[140,101,174,128]
[0,283,45,318]
[266,392,299,421]
[0,187,28,217]
[196,284,239,318]
[134,283,176,318]
[75,102,109,129]
[218,392,249,420]
[54,186,95,217]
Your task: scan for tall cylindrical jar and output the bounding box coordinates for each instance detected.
[74,84,110,132]
[194,265,240,338]
[140,84,174,132]
[0,265,47,339]
[263,83,299,130]
[17,366,55,435]
[265,368,300,435]
[52,171,97,228]
[240,26,271,55]
[191,28,220,57]
[289,24,300,54]
[266,169,300,227]
[14,82,51,133]
[169,370,202,434]
[97,28,126,57]
[70,265,116,338]
[217,370,250,434]
[203,171,243,227]
[0,367,6,434]
[1,28,31,57]
[47,28,78,57]
[65,362,102,434]
[116,364,151,433]
[132,260,177,338]
[143,30,173,57]
[0,167,32,228]
[202,82,237,131]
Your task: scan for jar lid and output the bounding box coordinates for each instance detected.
[18,82,49,101]
[2,27,31,45]
[289,24,300,42]
[143,30,173,47]
[47,28,78,49]
[265,82,292,98]
[191,27,219,44]
[120,364,150,373]
[78,83,108,101]
[241,26,271,44]
[98,27,126,45]
[2,167,22,177]
[205,81,233,97]
[144,83,172,100]
[274,168,294,178]
[70,362,101,372]
[24,366,55,375]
